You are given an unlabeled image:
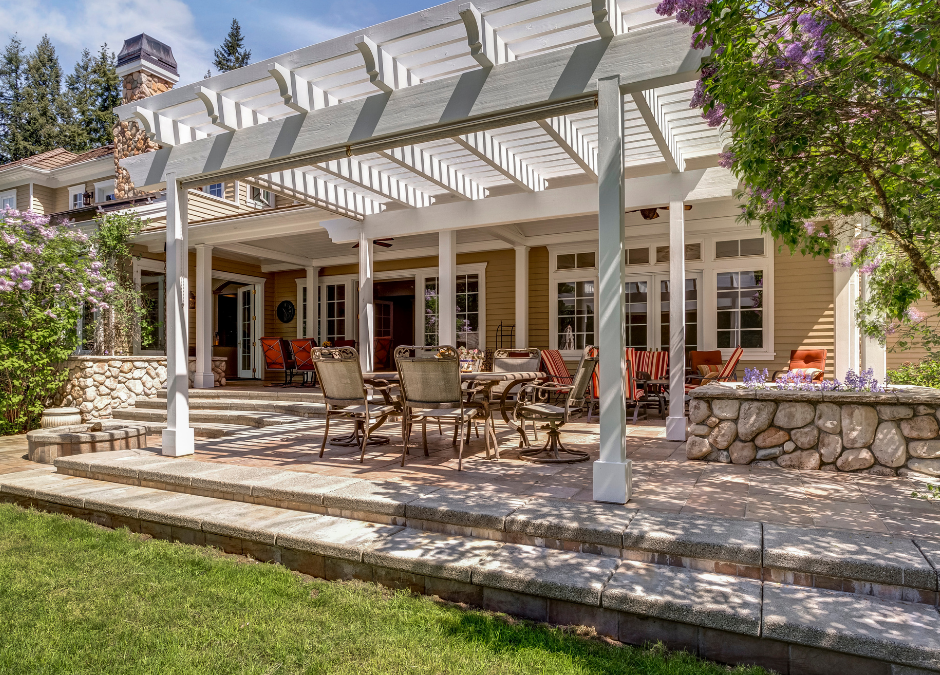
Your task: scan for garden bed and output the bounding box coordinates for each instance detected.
[687,384,940,479]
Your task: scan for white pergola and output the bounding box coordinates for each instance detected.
[117,0,727,503]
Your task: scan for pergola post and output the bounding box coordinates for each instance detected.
[194,244,214,389]
[666,200,687,441]
[514,245,529,348]
[859,273,885,383]
[162,174,194,456]
[358,233,374,372]
[439,230,457,347]
[305,265,319,340]
[593,74,631,504]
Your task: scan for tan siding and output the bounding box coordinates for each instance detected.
[460,249,514,349]
[15,185,31,211]
[271,271,304,342]
[887,297,937,369]
[528,247,550,350]
[52,186,70,213]
[31,184,54,214]
[187,187,244,222]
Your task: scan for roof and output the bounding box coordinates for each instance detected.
[117,34,178,79]
[0,145,114,174]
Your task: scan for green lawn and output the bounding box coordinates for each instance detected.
[0,504,769,675]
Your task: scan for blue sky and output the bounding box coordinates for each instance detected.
[1,0,436,86]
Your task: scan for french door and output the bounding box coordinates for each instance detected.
[237,285,256,378]
[624,272,702,354]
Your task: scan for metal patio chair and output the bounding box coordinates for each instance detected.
[512,345,596,463]
[312,346,398,462]
[489,348,542,439]
[260,337,296,386]
[289,338,318,386]
[395,344,484,470]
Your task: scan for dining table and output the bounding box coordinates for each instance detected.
[361,370,545,456]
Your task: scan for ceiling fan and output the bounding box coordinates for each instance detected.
[352,237,394,248]
[626,204,693,221]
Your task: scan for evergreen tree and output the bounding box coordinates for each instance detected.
[89,44,120,147]
[0,36,29,163]
[62,48,94,152]
[213,19,251,72]
[21,35,66,156]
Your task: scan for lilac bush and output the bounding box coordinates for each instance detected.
[740,365,885,392]
[0,208,112,434]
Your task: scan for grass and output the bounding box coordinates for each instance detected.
[0,504,770,675]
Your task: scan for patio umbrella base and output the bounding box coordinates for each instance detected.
[518,431,589,464]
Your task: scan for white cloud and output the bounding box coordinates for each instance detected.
[0,0,212,87]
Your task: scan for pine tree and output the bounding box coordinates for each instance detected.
[22,35,66,156]
[89,44,120,147]
[0,36,29,163]
[213,19,251,72]
[62,48,94,152]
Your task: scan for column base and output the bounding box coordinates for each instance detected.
[193,371,215,389]
[592,460,632,503]
[666,416,687,441]
[161,428,195,457]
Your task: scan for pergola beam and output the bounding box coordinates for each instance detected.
[379,146,487,201]
[130,107,207,147]
[269,63,337,113]
[455,131,546,192]
[248,169,384,219]
[631,88,684,173]
[195,88,268,133]
[120,25,704,190]
[537,117,598,180]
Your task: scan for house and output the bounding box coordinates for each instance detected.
[0,5,893,501]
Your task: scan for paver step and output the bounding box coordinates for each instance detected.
[3,467,939,674]
[134,398,329,417]
[53,450,940,609]
[156,388,326,403]
[130,421,247,439]
[111,408,318,427]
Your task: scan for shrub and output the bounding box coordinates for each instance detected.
[887,359,940,390]
[0,208,111,434]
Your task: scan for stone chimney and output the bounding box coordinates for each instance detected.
[113,34,179,198]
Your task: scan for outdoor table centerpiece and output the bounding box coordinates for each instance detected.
[458,347,483,373]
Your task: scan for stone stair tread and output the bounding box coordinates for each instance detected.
[112,408,317,427]
[622,511,762,567]
[763,523,938,590]
[602,559,762,636]
[504,498,637,547]
[135,398,329,415]
[156,389,325,403]
[763,581,940,671]
[364,528,503,582]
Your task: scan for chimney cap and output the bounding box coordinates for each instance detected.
[116,34,179,83]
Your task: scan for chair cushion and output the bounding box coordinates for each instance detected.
[697,364,722,378]
[788,367,823,381]
[518,403,566,419]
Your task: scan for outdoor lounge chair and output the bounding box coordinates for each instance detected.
[260,337,296,386]
[586,347,649,424]
[395,344,483,470]
[772,348,827,382]
[312,346,398,462]
[289,338,318,386]
[685,346,744,392]
[513,345,596,463]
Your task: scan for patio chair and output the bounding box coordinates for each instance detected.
[289,338,318,386]
[685,346,744,392]
[260,337,296,386]
[586,348,649,424]
[512,345,596,463]
[635,350,668,417]
[395,345,484,470]
[373,336,393,370]
[772,348,827,382]
[539,349,572,386]
[312,346,398,462]
[488,348,542,439]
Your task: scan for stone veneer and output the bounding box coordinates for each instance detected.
[113,71,172,198]
[687,385,940,480]
[53,356,226,421]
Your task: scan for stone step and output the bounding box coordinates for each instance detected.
[3,467,939,674]
[134,398,328,418]
[156,388,326,403]
[52,450,940,609]
[111,408,317,427]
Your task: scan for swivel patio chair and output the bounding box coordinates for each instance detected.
[512,345,597,463]
[289,338,318,386]
[312,346,398,462]
[395,344,483,470]
[772,348,827,382]
[260,337,296,386]
[488,348,542,439]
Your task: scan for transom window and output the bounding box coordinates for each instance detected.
[717,271,764,348]
[557,251,595,271]
[716,238,765,259]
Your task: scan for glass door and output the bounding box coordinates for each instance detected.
[655,272,702,356]
[237,285,255,378]
[624,275,652,350]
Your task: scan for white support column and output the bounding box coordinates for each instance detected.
[194,244,214,389]
[593,74,631,504]
[514,245,529,348]
[666,200,687,441]
[305,265,319,340]
[859,272,886,382]
[834,261,859,378]
[439,230,457,347]
[358,234,374,372]
[162,174,194,456]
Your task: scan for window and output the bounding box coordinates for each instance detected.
[249,187,272,208]
[625,280,648,349]
[660,278,699,354]
[95,180,115,203]
[324,283,346,343]
[69,185,87,209]
[557,251,595,270]
[654,243,702,263]
[456,273,480,349]
[717,270,764,349]
[204,183,224,199]
[423,277,438,346]
[76,302,96,353]
[139,272,166,352]
[627,247,649,265]
[557,280,594,350]
[0,189,15,210]
[716,238,765,259]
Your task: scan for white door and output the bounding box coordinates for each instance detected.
[237,285,256,378]
[623,272,703,354]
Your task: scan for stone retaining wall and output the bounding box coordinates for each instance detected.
[53,356,226,421]
[688,385,940,480]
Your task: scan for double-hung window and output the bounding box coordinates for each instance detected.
[0,189,15,210]
[551,249,597,354]
[422,272,482,348]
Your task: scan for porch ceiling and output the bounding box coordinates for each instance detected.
[117,0,720,224]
